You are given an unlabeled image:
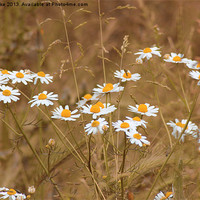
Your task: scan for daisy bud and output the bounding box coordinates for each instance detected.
[136,58,143,64]
[102,175,107,179]
[27,195,31,199]
[163,54,170,59]
[48,138,56,147]
[16,195,25,200]
[28,186,35,194]
[102,125,108,131]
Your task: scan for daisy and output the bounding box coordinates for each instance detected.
[33,71,53,84]
[0,188,26,200]
[77,93,99,108]
[189,71,200,85]
[29,91,58,107]
[112,120,136,133]
[81,101,116,119]
[154,191,173,200]
[51,105,80,121]
[167,119,198,141]
[93,83,124,95]
[134,46,161,60]
[0,76,9,85]
[164,53,189,64]
[9,70,33,85]
[128,103,159,117]
[0,85,20,103]
[0,69,11,78]
[85,118,108,135]
[114,70,141,82]
[186,60,200,70]
[126,116,147,128]
[126,131,150,147]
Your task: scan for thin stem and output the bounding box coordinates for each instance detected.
[97,0,107,83]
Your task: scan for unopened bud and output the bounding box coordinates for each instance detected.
[163,54,170,59]
[28,186,35,194]
[48,138,55,147]
[102,125,108,132]
[136,58,143,64]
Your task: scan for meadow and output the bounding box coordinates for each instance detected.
[0,0,200,199]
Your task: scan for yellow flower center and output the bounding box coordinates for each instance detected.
[132,116,141,121]
[176,122,188,129]
[61,109,71,118]
[197,63,200,68]
[1,70,9,74]
[7,189,17,195]
[143,48,152,53]
[38,93,47,100]
[91,120,100,127]
[123,72,131,78]
[16,72,24,78]
[133,133,142,139]
[84,94,92,100]
[37,71,46,77]
[2,89,11,96]
[138,104,148,113]
[165,192,173,198]
[90,105,100,113]
[173,56,181,62]
[96,101,104,108]
[102,83,114,92]
[120,122,130,128]
[199,75,200,80]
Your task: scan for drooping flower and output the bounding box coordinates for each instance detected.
[128,103,159,117]
[164,53,189,64]
[51,105,80,121]
[114,70,141,82]
[33,71,53,84]
[0,85,20,103]
[29,91,58,107]
[154,191,173,200]
[93,83,124,95]
[9,70,33,85]
[167,119,198,141]
[186,60,200,70]
[189,71,200,85]
[84,118,109,135]
[134,46,161,60]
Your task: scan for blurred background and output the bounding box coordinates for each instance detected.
[0,0,200,199]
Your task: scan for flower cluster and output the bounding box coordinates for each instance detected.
[0,187,26,200]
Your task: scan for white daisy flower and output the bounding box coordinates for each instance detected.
[128,103,159,117]
[77,93,99,108]
[164,53,189,64]
[85,117,109,135]
[114,70,141,82]
[154,191,173,200]
[33,71,53,84]
[81,101,117,119]
[51,105,80,121]
[0,69,11,78]
[112,120,136,133]
[0,85,20,103]
[167,119,198,141]
[126,116,147,128]
[0,188,26,200]
[126,131,150,147]
[186,60,200,70]
[0,76,9,85]
[9,70,33,85]
[93,83,124,95]
[134,47,161,60]
[29,91,58,107]
[189,70,200,85]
